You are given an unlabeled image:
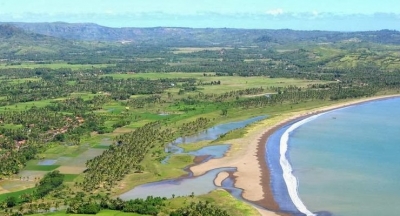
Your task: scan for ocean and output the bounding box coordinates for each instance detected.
[267,97,400,216]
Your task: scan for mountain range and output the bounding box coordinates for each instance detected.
[3,22,400,45]
[1,22,400,59]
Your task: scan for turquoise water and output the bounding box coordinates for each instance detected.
[288,98,400,216]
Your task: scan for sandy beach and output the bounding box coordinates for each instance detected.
[190,95,400,216]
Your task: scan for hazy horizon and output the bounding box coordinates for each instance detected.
[1,0,399,31]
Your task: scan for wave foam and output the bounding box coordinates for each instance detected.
[280,114,324,216]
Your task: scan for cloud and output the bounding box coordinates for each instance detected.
[266,8,284,16]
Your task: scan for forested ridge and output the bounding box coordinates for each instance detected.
[4,22,400,45]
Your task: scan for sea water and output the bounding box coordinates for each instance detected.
[285,97,400,216]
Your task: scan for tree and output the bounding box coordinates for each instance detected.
[20,193,32,203]
[6,196,17,207]
[221,109,228,116]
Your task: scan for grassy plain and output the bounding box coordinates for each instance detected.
[104,72,327,85]
[0,179,36,195]
[0,92,97,112]
[24,164,60,171]
[0,188,35,202]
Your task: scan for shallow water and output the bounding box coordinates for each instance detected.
[269,97,400,216]
[186,144,230,163]
[121,144,231,199]
[119,167,236,200]
[174,116,266,145]
[37,159,57,165]
[187,144,230,157]
[162,115,266,163]
[161,143,230,164]
[55,148,105,166]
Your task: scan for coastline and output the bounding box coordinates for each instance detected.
[190,94,400,216]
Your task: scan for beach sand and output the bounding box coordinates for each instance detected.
[190,95,399,216]
[214,171,229,187]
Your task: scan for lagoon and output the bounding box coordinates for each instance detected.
[121,116,266,200]
[162,115,266,163]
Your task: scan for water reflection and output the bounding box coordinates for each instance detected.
[120,167,236,200]
[162,115,266,163]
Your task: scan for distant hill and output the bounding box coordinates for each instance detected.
[1,22,400,61]
[4,22,400,45]
[0,24,85,58]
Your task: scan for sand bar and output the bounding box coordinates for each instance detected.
[214,171,229,187]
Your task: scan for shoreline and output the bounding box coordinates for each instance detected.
[190,94,400,216]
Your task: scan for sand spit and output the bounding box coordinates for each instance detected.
[214,171,230,187]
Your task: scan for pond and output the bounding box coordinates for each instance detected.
[37,159,57,165]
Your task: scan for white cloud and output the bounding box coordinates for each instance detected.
[266,8,284,16]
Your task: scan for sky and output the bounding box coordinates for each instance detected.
[0,0,399,31]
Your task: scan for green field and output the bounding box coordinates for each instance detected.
[102,72,332,95]
[0,188,35,202]
[63,174,79,182]
[24,164,60,171]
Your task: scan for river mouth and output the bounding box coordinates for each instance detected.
[120,116,267,201]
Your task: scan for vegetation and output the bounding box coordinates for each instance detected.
[170,201,229,216]
[0,171,64,212]
[0,22,400,215]
[67,195,165,215]
[35,171,64,199]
